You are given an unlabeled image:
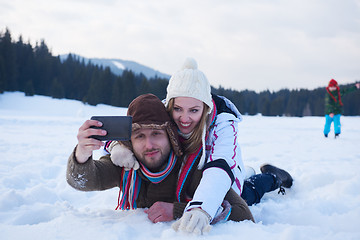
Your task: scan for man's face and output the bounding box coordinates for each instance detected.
[131,128,171,171]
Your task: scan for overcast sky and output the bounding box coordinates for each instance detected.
[1,0,360,92]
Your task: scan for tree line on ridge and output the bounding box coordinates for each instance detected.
[1,28,359,116]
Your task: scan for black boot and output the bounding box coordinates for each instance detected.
[260,164,293,188]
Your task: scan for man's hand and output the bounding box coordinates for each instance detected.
[144,201,174,223]
[329,113,334,118]
[172,208,212,235]
[75,120,106,163]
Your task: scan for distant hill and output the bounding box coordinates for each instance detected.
[59,54,170,80]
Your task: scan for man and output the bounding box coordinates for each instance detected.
[67,93,254,235]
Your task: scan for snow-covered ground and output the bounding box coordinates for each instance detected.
[0,92,359,240]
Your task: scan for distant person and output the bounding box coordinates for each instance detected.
[323,79,360,138]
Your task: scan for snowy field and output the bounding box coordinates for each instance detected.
[1,92,359,240]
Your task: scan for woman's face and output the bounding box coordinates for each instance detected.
[171,97,204,134]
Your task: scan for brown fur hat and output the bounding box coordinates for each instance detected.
[121,94,183,156]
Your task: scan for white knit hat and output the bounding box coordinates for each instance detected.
[165,58,213,113]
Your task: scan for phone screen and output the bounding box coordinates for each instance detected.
[90,116,132,141]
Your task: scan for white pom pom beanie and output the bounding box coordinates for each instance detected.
[165,58,213,113]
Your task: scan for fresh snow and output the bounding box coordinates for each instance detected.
[0,92,359,240]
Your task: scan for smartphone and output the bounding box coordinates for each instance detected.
[90,116,132,141]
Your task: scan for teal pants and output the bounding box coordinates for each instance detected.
[324,114,341,135]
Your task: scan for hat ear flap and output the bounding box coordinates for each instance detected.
[119,140,133,152]
[166,122,183,157]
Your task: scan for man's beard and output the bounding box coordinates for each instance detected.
[138,149,168,172]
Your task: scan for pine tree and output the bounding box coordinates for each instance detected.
[111,77,124,107]
[121,70,137,106]
[0,28,18,91]
[15,36,35,93]
[51,77,65,99]
[138,78,150,96]
[85,70,102,105]
[0,55,5,93]
[24,79,35,96]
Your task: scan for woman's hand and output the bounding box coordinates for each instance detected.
[172,208,212,235]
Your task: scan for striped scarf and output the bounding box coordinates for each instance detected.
[176,147,203,202]
[176,100,217,202]
[326,86,343,106]
[116,151,177,210]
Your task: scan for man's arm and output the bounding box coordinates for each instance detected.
[67,147,122,191]
[144,201,177,223]
[66,119,122,191]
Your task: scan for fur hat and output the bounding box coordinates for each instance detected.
[122,93,183,156]
[165,58,213,113]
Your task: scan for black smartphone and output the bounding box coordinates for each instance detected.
[90,116,132,141]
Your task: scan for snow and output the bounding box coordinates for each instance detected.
[112,60,126,70]
[1,91,359,240]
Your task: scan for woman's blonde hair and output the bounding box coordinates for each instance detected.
[166,98,210,154]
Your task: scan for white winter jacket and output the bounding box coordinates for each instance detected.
[185,95,246,221]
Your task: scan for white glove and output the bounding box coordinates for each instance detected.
[108,142,139,170]
[172,208,212,235]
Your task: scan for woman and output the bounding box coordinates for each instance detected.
[164,58,247,223]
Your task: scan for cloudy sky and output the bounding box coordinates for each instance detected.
[1,0,360,92]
